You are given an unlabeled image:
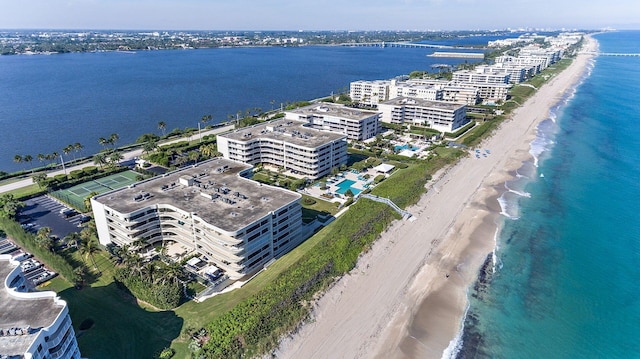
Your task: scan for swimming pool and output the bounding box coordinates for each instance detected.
[335,179,362,195]
[394,144,419,152]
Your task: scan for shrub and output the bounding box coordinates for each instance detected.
[82,166,98,175]
[68,170,83,180]
[54,174,68,182]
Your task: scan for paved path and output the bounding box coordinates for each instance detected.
[0,124,235,194]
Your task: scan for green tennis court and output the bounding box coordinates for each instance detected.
[51,170,140,211]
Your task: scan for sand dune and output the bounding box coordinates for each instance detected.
[277,36,598,359]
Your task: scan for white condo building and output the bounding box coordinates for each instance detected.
[392,79,479,105]
[452,66,511,84]
[1,256,81,359]
[378,97,468,132]
[284,103,380,141]
[91,159,303,280]
[217,119,347,180]
[349,80,391,106]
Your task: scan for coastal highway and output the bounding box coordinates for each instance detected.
[0,124,235,195]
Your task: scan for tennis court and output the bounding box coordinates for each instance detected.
[51,170,140,211]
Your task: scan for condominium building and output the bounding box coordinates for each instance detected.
[389,81,443,101]
[452,66,511,84]
[490,63,527,84]
[349,80,391,106]
[378,97,468,132]
[284,103,381,141]
[217,119,347,180]
[390,78,478,105]
[91,159,303,280]
[494,55,543,77]
[439,85,479,105]
[1,256,81,359]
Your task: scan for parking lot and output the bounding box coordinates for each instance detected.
[17,195,90,239]
[1,238,59,288]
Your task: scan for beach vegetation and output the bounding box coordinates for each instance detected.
[0,217,79,282]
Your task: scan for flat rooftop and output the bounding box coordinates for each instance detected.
[94,158,301,232]
[221,119,346,149]
[0,258,63,356]
[380,96,465,110]
[286,102,380,122]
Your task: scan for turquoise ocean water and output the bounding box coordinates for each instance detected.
[454,31,640,358]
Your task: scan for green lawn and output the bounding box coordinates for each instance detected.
[42,251,182,359]
[39,219,336,359]
[5,183,45,199]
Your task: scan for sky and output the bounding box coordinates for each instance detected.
[1,0,638,31]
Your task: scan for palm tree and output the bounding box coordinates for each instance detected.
[63,145,73,161]
[92,153,107,169]
[37,153,46,168]
[199,143,219,158]
[84,191,99,212]
[50,152,60,167]
[132,237,148,253]
[23,154,33,173]
[79,230,100,272]
[32,173,48,189]
[98,137,109,148]
[108,133,119,148]
[36,227,54,251]
[74,142,83,160]
[13,155,23,170]
[188,150,200,165]
[201,114,212,127]
[73,266,87,288]
[158,121,167,136]
[64,232,81,249]
[0,194,24,219]
[108,151,124,167]
[142,140,157,157]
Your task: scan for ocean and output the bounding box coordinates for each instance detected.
[0,44,478,173]
[455,31,640,358]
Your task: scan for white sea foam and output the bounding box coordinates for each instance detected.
[491,226,501,274]
[504,181,531,198]
[441,291,470,359]
[497,192,520,220]
[529,120,557,168]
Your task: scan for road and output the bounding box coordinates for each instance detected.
[0,124,235,194]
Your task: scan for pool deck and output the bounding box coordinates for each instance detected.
[304,168,377,203]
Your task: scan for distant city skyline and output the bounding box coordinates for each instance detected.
[1,0,637,31]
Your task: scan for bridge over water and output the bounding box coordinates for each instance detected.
[341,41,453,49]
[584,51,640,57]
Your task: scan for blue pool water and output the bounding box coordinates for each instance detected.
[335,179,361,195]
[394,144,419,152]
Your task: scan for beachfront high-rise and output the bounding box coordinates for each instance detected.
[349,80,392,106]
[217,119,348,180]
[0,256,82,359]
[284,103,381,141]
[90,158,303,280]
[378,97,468,132]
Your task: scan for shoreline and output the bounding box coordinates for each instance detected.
[277,36,598,359]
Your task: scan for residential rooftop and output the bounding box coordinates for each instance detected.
[93,158,301,232]
[0,258,63,356]
[287,102,380,122]
[380,96,465,110]
[222,119,346,148]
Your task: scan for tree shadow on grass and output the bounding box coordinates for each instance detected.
[58,282,183,359]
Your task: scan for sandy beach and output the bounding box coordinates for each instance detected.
[277,36,598,359]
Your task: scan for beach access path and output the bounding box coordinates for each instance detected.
[277,37,597,359]
[0,125,235,195]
